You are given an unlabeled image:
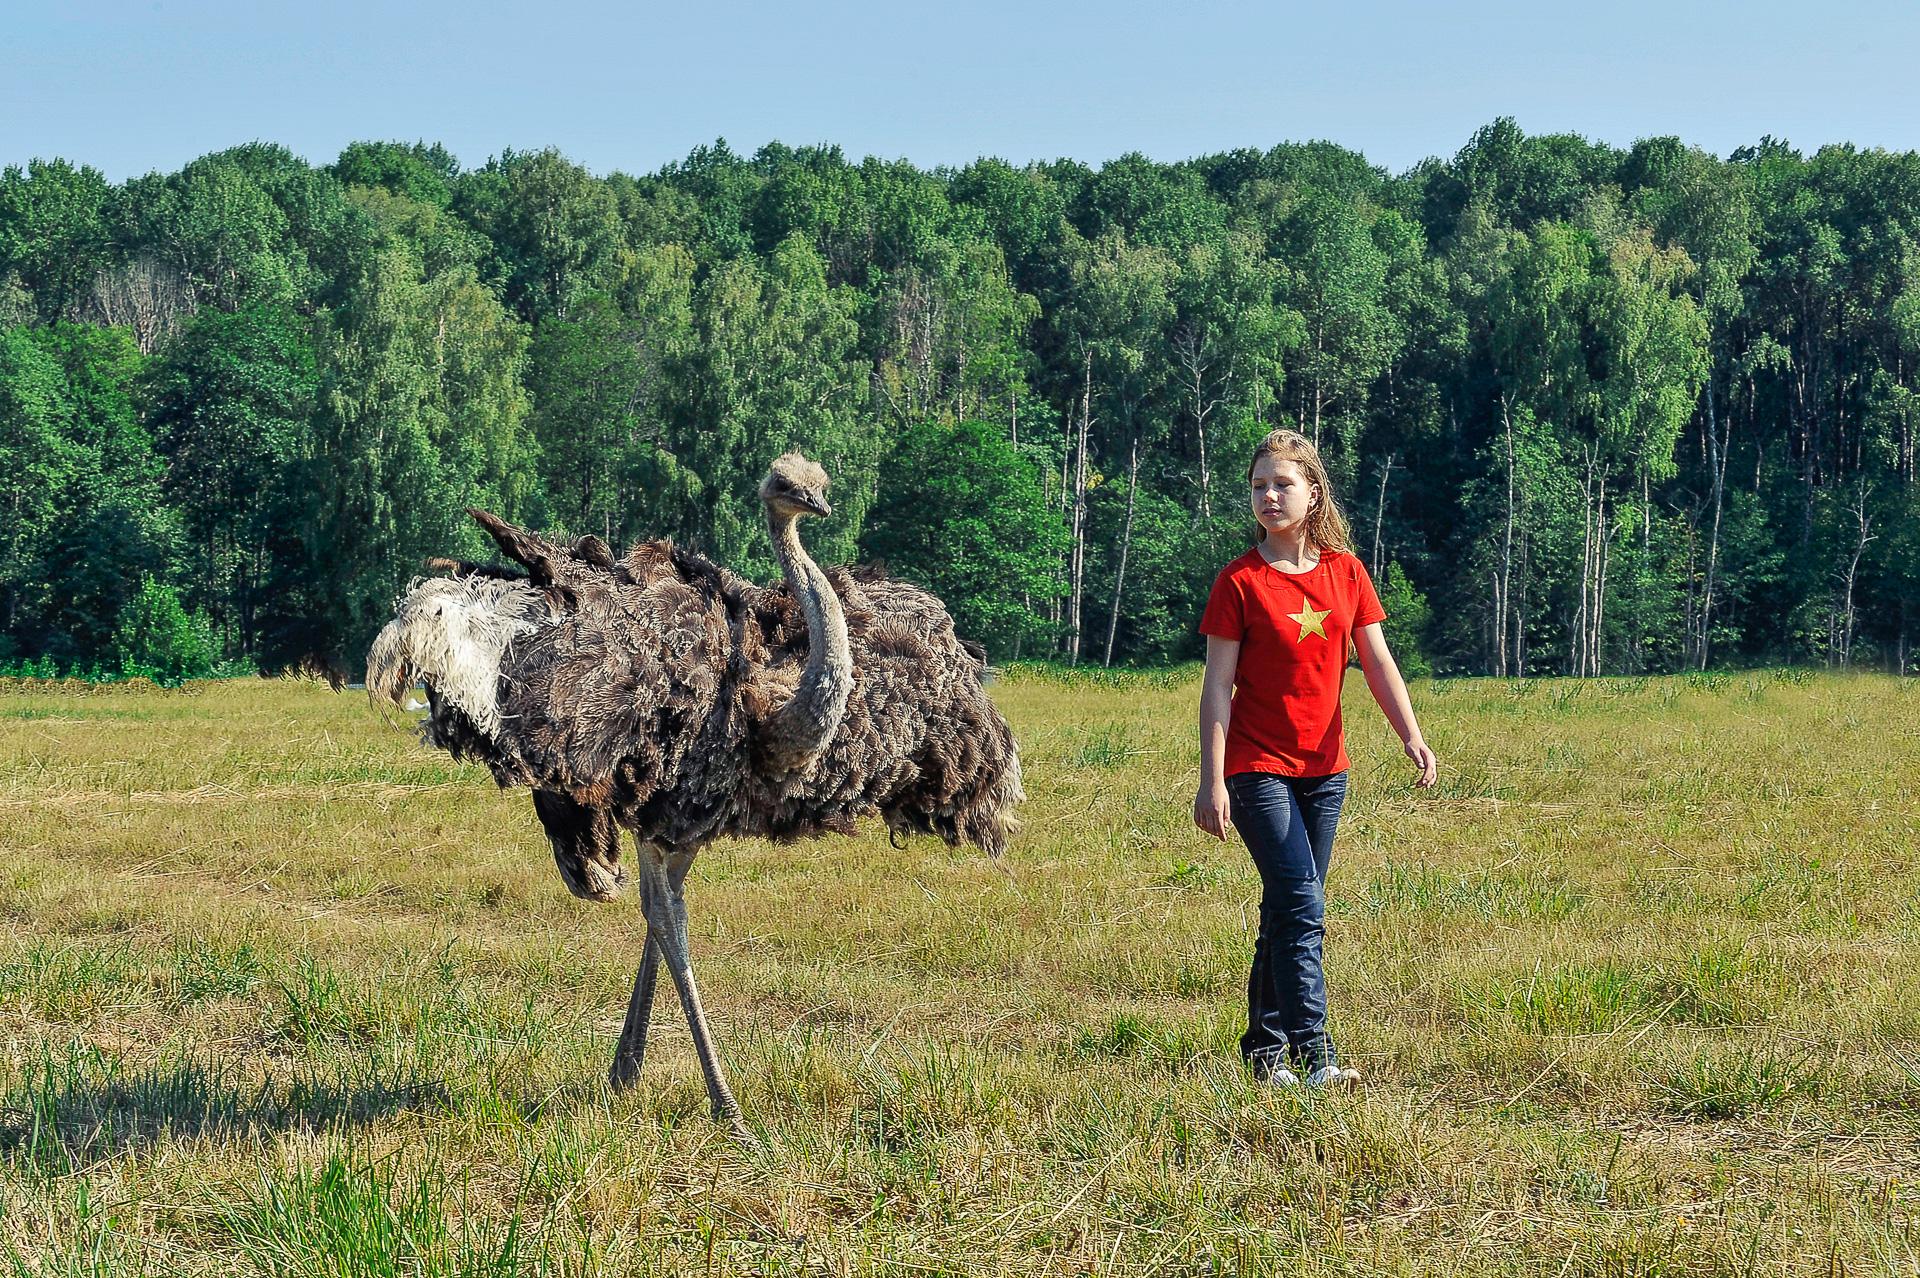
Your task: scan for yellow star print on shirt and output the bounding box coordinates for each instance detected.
[1287,601,1332,641]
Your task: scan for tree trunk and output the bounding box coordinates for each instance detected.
[1680,515,1699,669]
[1371,453,1396,582]
[1498,396,1518,677]
[1489,564,1503,676]
[1798,358,1816,550]
[1641,465,1651,551]
[1634,464,1649,673]
[1838,478,1876,668]
[1194,366,1212,524]
[1104,431,1141,667]
[1574,447,1594,675]
[1045,451,1063,632]
[1067,349,1092,664]
[1903,352,1916,484]
[1593,480,1611,676]
[1516,520,1529,678]
[1700,375,1729,669]
[1175,323,1219,526]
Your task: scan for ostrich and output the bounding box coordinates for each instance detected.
[366,453,1022,1138]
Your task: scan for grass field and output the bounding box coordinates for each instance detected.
[1,669,1917,1275]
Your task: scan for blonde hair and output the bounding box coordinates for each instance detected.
[1247,429,1352,553]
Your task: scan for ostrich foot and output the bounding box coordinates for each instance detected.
[713,1092,757,1147]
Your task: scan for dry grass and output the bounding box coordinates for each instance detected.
[0,669,1917,1274]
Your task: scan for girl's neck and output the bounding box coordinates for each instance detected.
[1259,527,1317,571]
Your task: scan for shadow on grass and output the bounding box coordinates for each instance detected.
[0,1049,451,1172]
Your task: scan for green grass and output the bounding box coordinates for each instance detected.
[0,670,1917,1273]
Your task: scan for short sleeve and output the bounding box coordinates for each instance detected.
[1198,567,1246,640]
[1352,557,1387,628]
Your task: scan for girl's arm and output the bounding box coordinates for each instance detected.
[1193,636,1239,839]
[1354,622,1438,787]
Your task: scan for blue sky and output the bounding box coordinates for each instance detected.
[5,0,1917,180]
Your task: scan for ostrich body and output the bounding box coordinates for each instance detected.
[367,454,1022,1136]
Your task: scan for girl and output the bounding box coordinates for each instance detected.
[1194,429,1437,1088]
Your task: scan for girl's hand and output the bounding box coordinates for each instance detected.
[1404,737,1439,788]
[1193,780,1233,841]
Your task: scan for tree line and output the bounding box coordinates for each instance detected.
[1,121,1915,680]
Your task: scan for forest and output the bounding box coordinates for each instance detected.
[1,120,1915,680]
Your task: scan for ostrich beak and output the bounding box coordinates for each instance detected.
[804,494,832,518]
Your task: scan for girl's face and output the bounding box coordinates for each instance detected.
[1250,455,1317,536]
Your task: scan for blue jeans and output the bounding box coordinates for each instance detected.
[1226,770,1349,1075]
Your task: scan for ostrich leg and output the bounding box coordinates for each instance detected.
[637,849,752,1141]
[618,932,672,1089]
[608,940,661,1091]
[609,847,690,1092]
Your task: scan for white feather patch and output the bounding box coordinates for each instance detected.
[368,576,555,737]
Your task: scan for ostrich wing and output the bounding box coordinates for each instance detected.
[468,508,616,589]
[732,567,1021,855]
[451,513,738,816]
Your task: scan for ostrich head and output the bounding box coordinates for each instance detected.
[532,791,627,905]
[759,452,832,519]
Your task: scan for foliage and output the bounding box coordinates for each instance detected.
[861,420,1064,657]
[145,303,317,657]
[0,324,175,667]
[1376,562,1432,676]
[112,575,217,684]
[0,126,1916,675]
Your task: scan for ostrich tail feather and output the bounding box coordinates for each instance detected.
[367,575,555,737]
[969,744,1025,858]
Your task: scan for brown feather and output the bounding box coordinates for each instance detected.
[374,509,1022,900]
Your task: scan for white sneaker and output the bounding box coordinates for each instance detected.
[1250,1056,1301,1087]
[1305,1065,1360,1089]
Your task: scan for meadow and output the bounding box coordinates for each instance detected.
[0,669,1916,1275]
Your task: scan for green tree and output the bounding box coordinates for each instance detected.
[1271,189,1403,461]
[949,158,1073,295]
[122,148,309,313]
[0,159,114,322]
[674,234,871,575]
[1058,230,1176,665]
[1376,563,1432,677]
[146,303,318,656]
[0,324,174,666]
[1625,138,1759,667]
[454,148,624,322]
[113,576,217,684]
[1588,228,1709,672]
[1167,232,1298,524]
[525,253,695,546]
[862,420,1064,657]
[344,185,490,282]
[332,141,460,207]
[870,238,1039,432]
[0,328,73,653]
[278,242,534,671]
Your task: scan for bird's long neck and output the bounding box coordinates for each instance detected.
[760,509,853,768]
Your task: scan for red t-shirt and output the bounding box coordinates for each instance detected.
[1198,547,1387,777]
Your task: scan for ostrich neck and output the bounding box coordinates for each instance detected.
[761,510,853,767]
